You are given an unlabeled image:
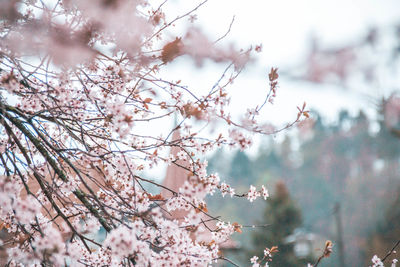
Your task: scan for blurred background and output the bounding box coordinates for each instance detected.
[158,0,400,266]
[2,0,400,266]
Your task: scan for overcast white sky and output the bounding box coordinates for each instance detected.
[147,0,400,179]
[160,0,400,125]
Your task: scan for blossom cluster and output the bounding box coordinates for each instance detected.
[0,0,305,266]
[247,185,270,202]
[370,255,398,267]
[249,245,278,267]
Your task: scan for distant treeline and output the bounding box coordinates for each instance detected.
[207,109,400,266]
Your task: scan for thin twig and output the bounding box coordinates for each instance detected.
[213,16,235,44]
[382,239,400,262]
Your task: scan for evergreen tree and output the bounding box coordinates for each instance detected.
[248,181,308,266]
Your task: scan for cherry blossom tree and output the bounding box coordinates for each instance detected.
[0,0,309,266]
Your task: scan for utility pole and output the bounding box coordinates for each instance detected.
[334,202,345,266]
